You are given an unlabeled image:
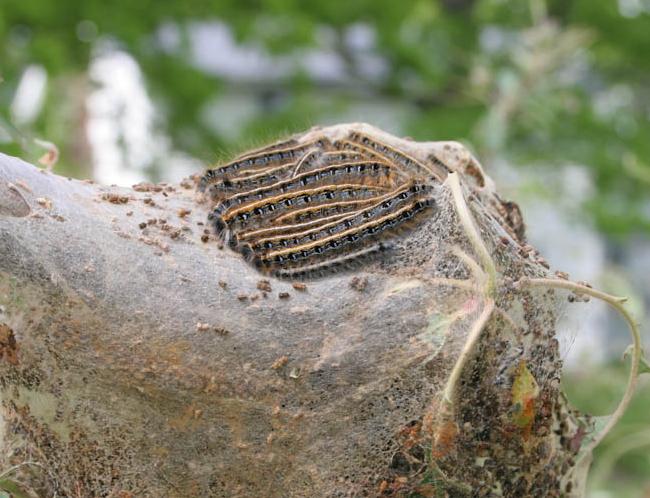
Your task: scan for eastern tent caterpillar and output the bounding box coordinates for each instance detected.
[214,183,390,236]
[199,139,331,192]
[267,242,394,280]
[248,197,435,269]
[210,161,400,211]
[347,131,447,182]
[200,129,442,279]
[244,183,433,254]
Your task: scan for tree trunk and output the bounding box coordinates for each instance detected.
[0,125,588,497]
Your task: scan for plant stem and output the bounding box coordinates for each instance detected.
[439,173,498,406]
[441,299,495,404]
[446,173,497,297]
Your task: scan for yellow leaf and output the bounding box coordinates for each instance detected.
[511,360,539,430]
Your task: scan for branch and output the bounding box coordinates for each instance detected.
[0,124,604,497]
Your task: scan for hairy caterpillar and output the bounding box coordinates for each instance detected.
[200,129,444,279]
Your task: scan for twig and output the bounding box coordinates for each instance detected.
[0,461,49,481]
[446,173,496,297]
[439,173,497,406]
[442,299,495,405]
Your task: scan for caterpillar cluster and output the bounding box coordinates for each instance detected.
[200,131,449,280]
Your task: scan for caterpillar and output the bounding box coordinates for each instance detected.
[267,242,394,280]
[218,183,389,232]
[247,196,435,268]
[200,129,443,280]
[199,138,330,192]
[244,183,433,254]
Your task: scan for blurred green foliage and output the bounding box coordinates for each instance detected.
[1,0,649,236]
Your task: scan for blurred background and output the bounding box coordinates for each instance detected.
[0,0,648,495]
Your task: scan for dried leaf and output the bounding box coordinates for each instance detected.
[34,138,59,171]
[511,360,539,430]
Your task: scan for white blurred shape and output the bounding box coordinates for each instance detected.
[157,22,181,52]
[479,26,510,54]
[345,23,375,52]
[86,46,199,186]
[189,21,289,80]
[201,95,258,141]
[298,48,347,82]
[160,20,388,86]
[87,48,155,185]
[593,84,634,121]
[618,0,650,17]
[10,64,47,125]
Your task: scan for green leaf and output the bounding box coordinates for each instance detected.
[640,354,650,375]
[622,345,650,375]
[0,478,36,498]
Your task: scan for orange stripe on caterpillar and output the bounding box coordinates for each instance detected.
[210,161,401,214]
[218,183,388,228]
[247,195,435,269]
[210,148,383,197]
[265,242,394,280]
[347,131,446,182]
[199,138,330,191]
[245,183,431,254]
[269,196,382,225]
